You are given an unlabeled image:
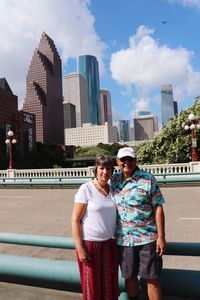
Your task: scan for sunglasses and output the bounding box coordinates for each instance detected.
[119,156,135,162]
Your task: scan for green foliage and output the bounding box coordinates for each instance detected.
[97,143,112,152]
[75,146,111,158]
[97,142,126,156]
[15,143,65,169]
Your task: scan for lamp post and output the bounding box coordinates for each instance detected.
[5,131,17,169]
[184,113,200,162]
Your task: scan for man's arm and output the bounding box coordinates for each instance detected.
[154,205,166,256]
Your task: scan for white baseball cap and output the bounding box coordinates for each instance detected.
[117,147,136,159]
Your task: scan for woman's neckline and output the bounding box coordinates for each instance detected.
[92,179,110,197]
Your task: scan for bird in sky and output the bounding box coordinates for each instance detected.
[161,20,167,24]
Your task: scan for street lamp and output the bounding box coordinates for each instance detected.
[5,130,17,169]
[184,113,200,162]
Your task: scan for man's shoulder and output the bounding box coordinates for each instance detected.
[136,168,154,179]
[111,171,122,183]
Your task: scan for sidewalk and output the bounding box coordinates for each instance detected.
[0,283,82,300]
[0,282,194,300]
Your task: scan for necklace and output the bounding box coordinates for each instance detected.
[93,179,109,197]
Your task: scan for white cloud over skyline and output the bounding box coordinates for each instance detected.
[0,0,106,106]
[167,0,200,9]
[1,0,200,123]
[110,25,200,106]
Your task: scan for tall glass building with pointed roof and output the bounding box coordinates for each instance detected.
[78,55,101,125]
[161,84,177,126]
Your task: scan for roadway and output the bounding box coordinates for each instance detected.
[0,186,199,299]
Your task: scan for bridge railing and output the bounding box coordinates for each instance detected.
[0,175,200,188]
[0,232,199,299]
[1,161,200,179]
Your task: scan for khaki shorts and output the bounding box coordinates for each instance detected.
[118,241,162,280]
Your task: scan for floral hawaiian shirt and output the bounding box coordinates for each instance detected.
[111,168,165,246]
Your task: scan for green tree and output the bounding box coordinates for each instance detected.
[15,143,65,169]
[75,146,111,158]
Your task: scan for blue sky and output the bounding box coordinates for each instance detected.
[1,0,200,126]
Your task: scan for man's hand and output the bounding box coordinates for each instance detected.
[156,236,166,256]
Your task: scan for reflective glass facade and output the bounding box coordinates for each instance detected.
[78,55,101,125]
[161,84,175,126]
[117,120,130,142]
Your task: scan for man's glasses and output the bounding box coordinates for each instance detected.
[119,156,135,162]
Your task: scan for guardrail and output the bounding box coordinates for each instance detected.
[154,172,200,178]
[0,177,92,187]
[1,161,200,179]
[0,175,200,187]
[156,176,200,185]
[0,233,199,299]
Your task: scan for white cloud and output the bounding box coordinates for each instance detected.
[0,0,106,106]
[132,97,150,111]
[167,0,200,9]
[110,25,200,102]
[130,97,151,119]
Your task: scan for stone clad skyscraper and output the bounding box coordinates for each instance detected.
[78,55,101,125]
[100,89,112,126]
[23,32,64,144]
[63,73,88,127]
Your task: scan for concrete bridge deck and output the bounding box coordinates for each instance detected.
[0,186,199,299]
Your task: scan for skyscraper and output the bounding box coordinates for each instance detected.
[23,32,64,144]
[174,101,178,115]
[134,112,158,141]
[0,78,36,159]
[63,73,88,127]
[117,120,130,142]
[134,110,152,116]
[100,89,112,126]
[78,55,101,124]
[161,84,176,126]
[63,102,76,129]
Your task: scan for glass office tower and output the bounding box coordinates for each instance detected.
[161,84,175,126]
[117,120,130,142]
[78,55,101,125]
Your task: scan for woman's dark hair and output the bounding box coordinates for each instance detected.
[93,154,114,177]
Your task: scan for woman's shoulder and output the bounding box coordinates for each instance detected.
[78,180,94,193]
[74,181,94,203]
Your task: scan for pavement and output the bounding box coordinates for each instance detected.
[0,187,199,299]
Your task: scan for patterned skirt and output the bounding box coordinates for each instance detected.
[76,238,118,300]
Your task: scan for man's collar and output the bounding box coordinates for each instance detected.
[120,166,140,181]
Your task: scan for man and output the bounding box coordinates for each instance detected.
[111,147,166,300]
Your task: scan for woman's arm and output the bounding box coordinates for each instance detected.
[71,203,91,262]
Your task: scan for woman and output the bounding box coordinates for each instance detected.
[71,154,118,300]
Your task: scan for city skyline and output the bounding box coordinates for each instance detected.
[1,0,200,126]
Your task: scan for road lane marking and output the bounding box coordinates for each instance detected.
[0,195,31,198]
[179,218,200,220]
